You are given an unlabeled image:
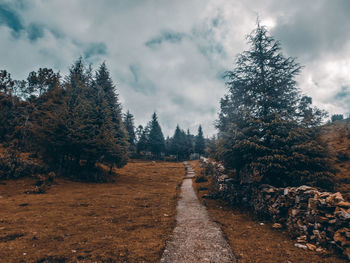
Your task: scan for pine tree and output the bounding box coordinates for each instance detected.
[185,129,194,158]
[136,124,149,155]
[33,59,129,179]
[195,125,205,155]
[147,112,165,158]
[170,125,189,160]
[95,62,128,167]
[217,23,334,189]
[123,110,136,154]
[0,70,17,143]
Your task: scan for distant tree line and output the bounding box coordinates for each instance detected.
[132,112,206,161]
[0,60,206,180]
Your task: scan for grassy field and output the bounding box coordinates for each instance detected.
[0,160,184,263]
[321,120,350,200]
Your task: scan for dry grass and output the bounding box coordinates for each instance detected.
[321,120,350,200]
[0,160,184,263]
[190,160,347,263]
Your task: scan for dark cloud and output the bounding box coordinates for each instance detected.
[0,4,24,34]
[27,23,44,41]
[145,30,186,48]
[83,42,108,59]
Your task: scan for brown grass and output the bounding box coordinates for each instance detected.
[321,120,350,200]
[0,160,184,263]
[190,160,347,263]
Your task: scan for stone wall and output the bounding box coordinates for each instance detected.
[199,157,350,260]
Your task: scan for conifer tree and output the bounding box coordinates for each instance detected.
[195,125,205,155]
[185,129,194,158]
[123,110,136,153]
[33,59,129,179]
[148,112,165,158]
[0,70,17,143]
[95,62,128,167]
[170,125,189,160]
[136,124,149,155]
[217,23,334,189]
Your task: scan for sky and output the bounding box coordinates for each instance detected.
[1,0,350,137]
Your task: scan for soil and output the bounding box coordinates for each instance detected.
[0,160,184,263]
[190,160,348,263]
[161,163,235,263]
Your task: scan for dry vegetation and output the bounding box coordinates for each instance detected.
[321,120,350,200]
[0,160,184,263]
[190,160,347,263]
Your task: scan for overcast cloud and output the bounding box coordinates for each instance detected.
[0,0,349,136]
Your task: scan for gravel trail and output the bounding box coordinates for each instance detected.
[160,162,236,263]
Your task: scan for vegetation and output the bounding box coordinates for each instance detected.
[0,59,129,181]
[216,23,334,190]
[331,114,344,122]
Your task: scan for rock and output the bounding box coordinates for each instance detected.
[345,247,350,261]
[294,243,307,250]
[272,223,282,229]
[297,235,307,243]
[338,201,350,208]
[326,192,344,206]
[291,209,299,216]
[337,208,350,220]
[316,247,325,253]
[306,243,316,251]
[334,228,350,247]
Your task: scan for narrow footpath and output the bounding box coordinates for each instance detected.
[160,162,236,263]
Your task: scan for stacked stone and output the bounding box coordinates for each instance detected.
[199,158,350,260]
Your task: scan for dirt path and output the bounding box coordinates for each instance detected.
[161,162,236,263]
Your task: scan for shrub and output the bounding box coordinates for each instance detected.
[0,149,46,179]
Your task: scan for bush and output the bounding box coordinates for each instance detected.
[32,172,56,193]
[331,114,344,122]
[0,149,46,179]
[195,174,208,183]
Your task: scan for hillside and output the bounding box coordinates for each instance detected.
[321,119,350,200]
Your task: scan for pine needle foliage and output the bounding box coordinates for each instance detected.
[217,23,334,190]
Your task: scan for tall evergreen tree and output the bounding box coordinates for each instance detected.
[195,125,205,155]
[136,124,149,155]
[0,70,17,143]
[95,62,128,167]
[32,59,129,179]
[217,23,334,189]
[123,110,136,154]
[148,112,165,158]
[170,125,189,160]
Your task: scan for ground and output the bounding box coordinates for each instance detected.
[0,160,184,263]
[321,120,350,200]
[190,160,348,263]
[1,156,349,262]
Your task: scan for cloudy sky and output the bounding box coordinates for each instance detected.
[1,0,349,137]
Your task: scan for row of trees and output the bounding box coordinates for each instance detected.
[1,61,207,180]
[215,23,335,190]
[134,113,206,161]
[1,59,129,180]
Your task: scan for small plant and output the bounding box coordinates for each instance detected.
[195,174,208,183]
[32,172,56,193]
